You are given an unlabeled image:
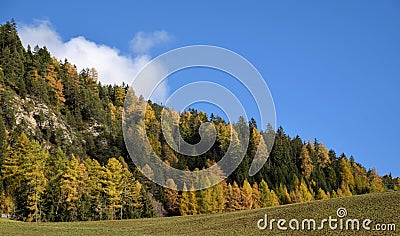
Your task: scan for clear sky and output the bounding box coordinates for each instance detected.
[1,1,399,177]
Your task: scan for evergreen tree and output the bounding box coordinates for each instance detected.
[226,181,243,211]
[140,188,156,218]
[211,182,226,213]
[393,178,400,191]
[352,162,369,194]
[277,183,291,204]
[0,114,6,171]
[197,177,213,214]
[84,158,104,220]
[270,190,280,206]
[299,179,313,202]
[241,179,253,210]
[104,157,124,220]
[316,142,330,169]
[179,184,198,215]
[24,140,49,222]
[0,66,5,87]
[163,178,180,216]
[337,182,352,197]
[259,179,272,208]
[299,145,313,179]
[251,182,260,209]
[316,188,328,200]
[187,186,198,215]
[45,61,65,106]
[339,156,355,192]
[1,133,49,222]
[0,192,13,215]
[60,154,83,221]
[119,157,143,219]
[179,184,190,215]
[42,148,68,222]
[368,167,385,193]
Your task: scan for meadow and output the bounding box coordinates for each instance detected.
[0,191,399,235]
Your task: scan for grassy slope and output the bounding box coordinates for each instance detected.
[0,191,399,236]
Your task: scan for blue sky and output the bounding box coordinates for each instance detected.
[1,1,400,176]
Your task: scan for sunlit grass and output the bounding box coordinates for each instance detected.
[0,191,399,235]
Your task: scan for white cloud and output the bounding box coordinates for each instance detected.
[130,30,170,54]
[18,20,169,103]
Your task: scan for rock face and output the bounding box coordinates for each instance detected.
[5,93,76,148]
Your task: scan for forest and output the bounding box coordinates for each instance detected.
[0,20,399,222]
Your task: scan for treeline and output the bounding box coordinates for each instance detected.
[126,94,400,216]
[160,138,400,216]
[0,132,155,222]
[0,19,399,221]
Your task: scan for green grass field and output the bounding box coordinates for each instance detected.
[1,191,399,235]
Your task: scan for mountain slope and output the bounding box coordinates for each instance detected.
[1,19,400,222]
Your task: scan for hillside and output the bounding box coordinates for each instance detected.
[1,19,400,222]
[0,191,399,235]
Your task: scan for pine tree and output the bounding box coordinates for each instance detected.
[250,133,270,176]
[211,182,226,213]
[197,176,213,214]
[140,187,156,218]
[226,181,243,211]
[299,145,313,179]
[259,179,272,208]
[338,182,352,197]
[119,157,142,219]
[0,47,11,79]
[299,179,314,202]
[179,183,190,215]
[187,186,198,215]
[216,122,231,152]
[163,178,180,216]
[241,179,253,210]
[60,155,83,221]
[368,167,385,193]
[104,157,124,220]
[42,148,68,222]
[84,158,104,220]
[0,114,6,171]
[114,86,125,107]
[316,188,328,200]
[179,184,198,215]
[393,178,400,191]
[2,133,49,222]
[0,192,13,215]
[270,190,280,206]
[251,182,260,209]
[45,62,65,105]
[316,142,330,169]
[0,66,5,86]
[23,140,49,222]
[1,133,29,193]
[277,184,291,204]
[331,190,338,198]
[339,156,355,192]
[352,162,369,194]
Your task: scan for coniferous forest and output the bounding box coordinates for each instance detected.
[0,20,399,222]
